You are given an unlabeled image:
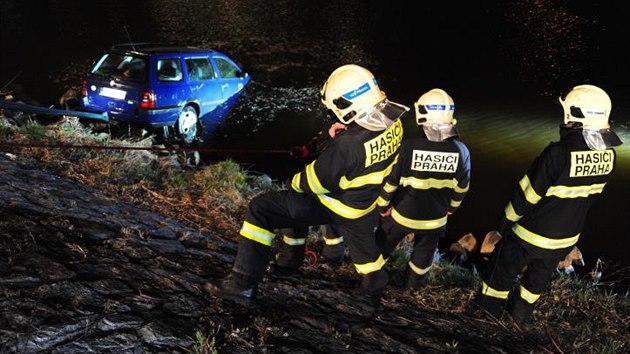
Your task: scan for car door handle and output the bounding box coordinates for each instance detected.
[222,84,229,89]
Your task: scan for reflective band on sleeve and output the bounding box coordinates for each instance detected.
[513,224,579,249]
[519,175,542,204]
[323,236,344,245]
[291,173,303,192]
[450,199,461,208]
[282,235,305,246]
[546,183,606,198]
[481,281,509,299]
[376,196,390,207]
[383,182,398,193]
[316,194,376,219]
[339,157,397,190]
[399,176,458,190]
[519,285,540,304]
[239,221,275,246]
[391,208,447,230]
[408,260,431,275]
[354,254,386,274]
[305,161,330,194]
[454,183,469,193]
[504,202,522,222]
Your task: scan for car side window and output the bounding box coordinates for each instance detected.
[185,58,215,81]
[214,57,241,79]
[157,59,183,82]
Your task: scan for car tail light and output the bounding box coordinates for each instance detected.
[140,91,156,109]
[80,80,87,97]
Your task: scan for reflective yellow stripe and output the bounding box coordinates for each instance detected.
[450,199,461,208]
[282,235,305,246]
[339,156,398,190]
[513,224,579,249]
[323,236,344,245]
[519,285,540,304]
[354,254,386,274]
[408,261,431,275]
[391,208,447,230]
[376,196,390,207]
[291,173,302,192]
[383,182,398,193]
[546,183,606,198]
[481,281,509,299]
[399,176,457,190]
[454,183,469,193]
[316,194,376,219]
[504,201,521,222]
[305,161,330,194]
[239,221,275,246]
[519,175,542,204]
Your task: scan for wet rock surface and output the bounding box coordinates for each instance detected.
[0,156,548,353]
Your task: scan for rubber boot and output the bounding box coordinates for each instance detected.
[355,269,389,315]
[472,290,506,319]
[405,270,429,290]
[320,242,345,265]
[273,243,305,275]
[507,294,534,332]
[203,272,259,307]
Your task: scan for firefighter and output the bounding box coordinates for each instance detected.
[473,84,622,329]
[204,64,409,309]
[376,88,471,289]
[274,120,348,272]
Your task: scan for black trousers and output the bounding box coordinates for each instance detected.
[477,229,572,316]
[378,215,443,272]
[233,190,381,280]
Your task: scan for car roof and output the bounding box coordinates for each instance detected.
[109,42,219,56]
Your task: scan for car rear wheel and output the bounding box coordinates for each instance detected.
[177,105,199,145]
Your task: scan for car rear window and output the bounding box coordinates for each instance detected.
[90,53,147,83]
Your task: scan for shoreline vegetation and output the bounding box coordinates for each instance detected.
[0,109,629,353]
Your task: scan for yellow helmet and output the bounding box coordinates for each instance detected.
[320,64,386,124]
[414,88,455,126]
[559,84,611,130]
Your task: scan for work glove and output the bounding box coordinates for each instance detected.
[289,145,310,159]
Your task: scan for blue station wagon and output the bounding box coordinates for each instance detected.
[80,43,251,144]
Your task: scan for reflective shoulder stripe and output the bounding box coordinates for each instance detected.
[239,221,275,246]
[408,260,431,275]
[317,194,377,219]
[339,157,398,190]
[519,175,542,204]
[376,196,390,207]
[391,208,448,230]
[291,173,303,192]
[354,254,386,274]
[512,224,579,249]
[323,236,344,245]
[546,183,606,198]
[305,161,330,194]
[504,201,522,222]
[383,182,398,193]
[399,176,457,190]
[282,235,305,246]
[481,281,509,299]
[519,285,540,304]
[454,182,469,193]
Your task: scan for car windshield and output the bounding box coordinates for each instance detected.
[90,53,147,83]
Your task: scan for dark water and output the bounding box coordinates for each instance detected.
[1,0,629,268]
